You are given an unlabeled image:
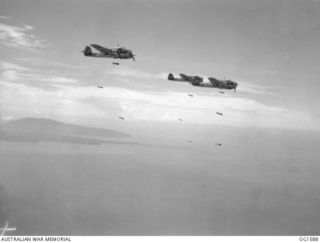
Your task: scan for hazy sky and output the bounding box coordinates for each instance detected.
[1,0,320,130]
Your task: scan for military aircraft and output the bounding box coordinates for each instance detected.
[207,77,238,91]
[82,44,135,61]
[168,73,238,91]
[216,112,223,116]
[191,77,237,91]
[168,73,203,84]
[0,221,16,236]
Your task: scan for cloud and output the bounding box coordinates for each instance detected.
[105,66,165,79]
[0,22,46,50]
[16,58,86,70]
[237,80,276,95]
[0,79,318,131]
[0,62,79,88]
[99,88,319,130]
[1,115,13,121]
[47,76,79,84]
[0,16,10,20]
[0,82,107,122]
[1,62,31,71]
[0,62,317,130]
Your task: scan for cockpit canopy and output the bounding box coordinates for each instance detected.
[118,48,129,54]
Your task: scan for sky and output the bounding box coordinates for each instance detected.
[0,0,320,130]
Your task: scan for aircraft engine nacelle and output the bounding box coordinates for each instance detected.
[191,76,203,86]
[195,76,203,83]
[83,46,92,56]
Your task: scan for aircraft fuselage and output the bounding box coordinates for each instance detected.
[168,73,203,83]
[207,77,238,90]
[83,45,134,60]
[84,53,133,59]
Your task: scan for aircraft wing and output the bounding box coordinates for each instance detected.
[179,73,190,81]
[90,44,112,54]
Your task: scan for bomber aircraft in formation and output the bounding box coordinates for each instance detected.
[168,73,238,91]
[82,43,235,149]
[82,45,238,91]
[81,44,238,91]
[168,73,203,84]
[206,77,238,92]
[82,44,135,61]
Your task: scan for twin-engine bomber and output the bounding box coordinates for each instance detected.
[207,77,238,91]
[168,73,238,91]
[168,73,203,84]
[82,44,135,61]
[82,45,238,91]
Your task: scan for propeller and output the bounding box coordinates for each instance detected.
[116,44,122,58]
[117,48,122,59]
[129,50,135,61]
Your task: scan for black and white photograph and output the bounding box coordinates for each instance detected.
[0,0,320,239]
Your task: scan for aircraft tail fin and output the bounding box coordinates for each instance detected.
[168,73,174,80]
[82,46,92,56]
